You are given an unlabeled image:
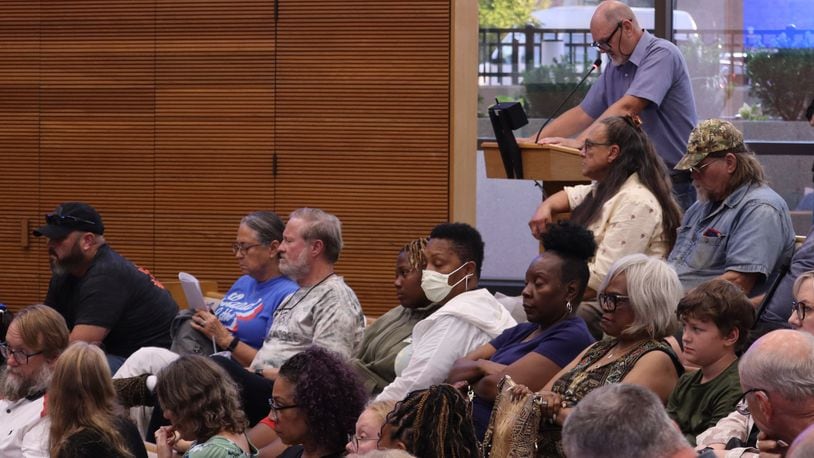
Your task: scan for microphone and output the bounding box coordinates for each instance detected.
[533,57,602,144]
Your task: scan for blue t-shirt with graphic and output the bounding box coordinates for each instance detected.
[214,275,299,349]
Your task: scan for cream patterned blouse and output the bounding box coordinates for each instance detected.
[564,173,668,291]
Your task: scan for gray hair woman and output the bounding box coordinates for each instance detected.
[511,254,685,457]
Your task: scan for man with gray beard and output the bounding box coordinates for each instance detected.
[0,304,69,457]
[667,120,794,298]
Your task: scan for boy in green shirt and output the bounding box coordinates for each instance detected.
[666,279,755,445]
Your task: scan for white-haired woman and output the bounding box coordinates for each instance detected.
[511,254,685,457]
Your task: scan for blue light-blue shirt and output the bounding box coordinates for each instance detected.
[667,182,795,295]
[581,31,697,168]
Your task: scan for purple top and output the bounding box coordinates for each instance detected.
[472,317,595,438]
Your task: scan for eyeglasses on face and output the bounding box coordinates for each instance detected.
[232,242,265,256]
[580,139,613,152]
[735,388,767,416]
[591,21,623,51]
[0,342,44,364]
[267,398,299,422]
[792,300,812,322]
[598,292,630,313]
[347,433,380,451]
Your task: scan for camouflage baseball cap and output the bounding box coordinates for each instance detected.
[674,119,745,171]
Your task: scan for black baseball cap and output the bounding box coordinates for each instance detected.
[33,202,105,238]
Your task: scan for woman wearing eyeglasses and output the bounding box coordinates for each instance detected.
[153,355,257,457]
[528,115,682,338]
[270,346,367,458]
[344,400,396,455]
[183,211,299,363]
[511,254,684,457]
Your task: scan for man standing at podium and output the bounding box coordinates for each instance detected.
[531,1,697,209]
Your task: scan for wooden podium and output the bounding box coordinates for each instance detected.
[481,141,590,197]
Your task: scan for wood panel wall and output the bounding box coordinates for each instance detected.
[0,0,458,316]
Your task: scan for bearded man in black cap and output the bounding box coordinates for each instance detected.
[34,202,177,372]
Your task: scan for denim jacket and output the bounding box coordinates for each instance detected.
[668,182,794,295]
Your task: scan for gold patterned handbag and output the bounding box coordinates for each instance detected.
[481,375,543,458]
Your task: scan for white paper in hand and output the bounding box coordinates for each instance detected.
[178,272,209,312]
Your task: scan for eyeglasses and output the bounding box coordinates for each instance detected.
[580,139,613,151]
[0,342,43,364]
[232,242,264,256]
[267,398,299,422]
[598,292,630,313]
[347,433,380,451]
[687,158,722,174]
[45,213,98,228]
[591,21,622,51]
[792,300,812,322]
[736,388,767,416]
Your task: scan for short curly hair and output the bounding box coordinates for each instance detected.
[155,355,247,442]
[278,346,368,452]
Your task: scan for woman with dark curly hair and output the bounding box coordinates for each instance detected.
[153,355,257,457]
[272,346,368,458]
[447,221,597,439]
[377,384,480,458]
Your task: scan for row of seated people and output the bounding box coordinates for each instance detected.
[24,114,799,378]
[0,115,809,456]
[7,250,814,457]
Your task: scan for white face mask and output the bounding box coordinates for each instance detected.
[421,262,473,303]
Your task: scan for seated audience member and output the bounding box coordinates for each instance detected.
[346,400,396,455]
[48,342,146,458]
[562,384,716,458]
[268,346,368,458]
[353,238,441,395]
[666,279,754,445]
[180,211,298,360]
[34,202,178,372]
[115,208,365,431]
[0,304,69,457]
[667,119,794,296]
[511,254,684,457]
[529,115,682,297]
[735,330,814,456]
[251,207,365,375]
[695,272,814,456]
[375,223,516,402]
[377,384,480,457]
[154,355,257,457]
[447,221,597,439]
[751,226,814,340]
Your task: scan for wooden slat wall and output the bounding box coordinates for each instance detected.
[0,0,453,316]
[154,0,276,285]
[0,3,41,308]
[275,1,451,315]
[38,1,157,282]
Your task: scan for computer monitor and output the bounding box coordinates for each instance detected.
[488,101,528,179]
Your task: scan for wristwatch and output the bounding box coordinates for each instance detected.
[226,336,239,352]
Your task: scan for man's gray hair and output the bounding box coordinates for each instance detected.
[289,208,343,263]
[562,384,690,458]
[598,254,682,339]
[739,330,814,402]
